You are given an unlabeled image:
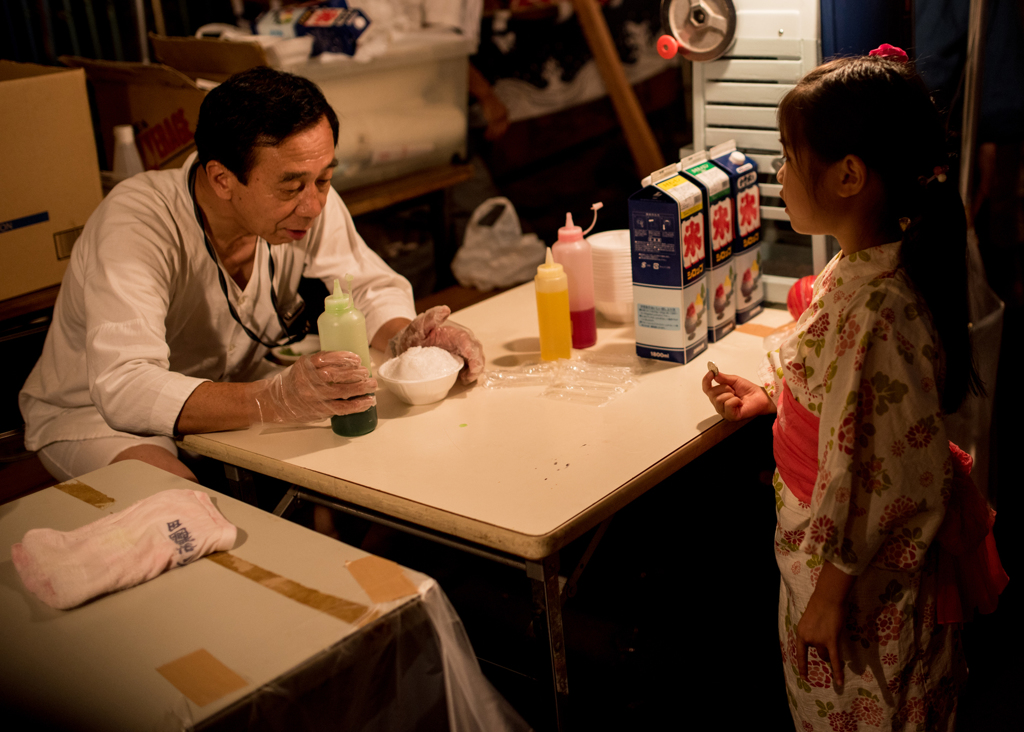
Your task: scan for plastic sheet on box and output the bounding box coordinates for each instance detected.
[418,579,531,732]
[162,578,529,732]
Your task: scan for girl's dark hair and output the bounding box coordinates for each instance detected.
[778,56,982,414]
[194,66,339,184]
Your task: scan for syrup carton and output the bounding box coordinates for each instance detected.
[679,151,736,342]
[710,140,763,324]
[627,163,709,364]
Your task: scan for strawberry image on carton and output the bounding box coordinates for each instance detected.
[679,150,735,342]
[627,162,709,364]
[711,140,763,324]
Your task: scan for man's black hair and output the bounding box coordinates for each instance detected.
[194,66,339,184]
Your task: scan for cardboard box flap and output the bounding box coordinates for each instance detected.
[59,55,205,172]
[60,56,200,92]
[0,59,72,82]
[150,33,269,83]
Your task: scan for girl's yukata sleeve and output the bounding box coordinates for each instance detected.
[798,280,952,575]
[760,273,827,408]
[759,346,785,408]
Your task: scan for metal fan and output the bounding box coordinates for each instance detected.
[657,0,737,62]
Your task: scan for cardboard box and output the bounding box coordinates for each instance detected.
[628,163,709,364]
[0,61,103,301]
[63,36,268,173]
[60,57,204,172]
[65,32,471,192]
[0,461,448,731]
[149,33,269,84]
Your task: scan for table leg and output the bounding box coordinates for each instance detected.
[273,488,300,519]
[560,517,612,604]
[222,464,258,506]
[527,553,569,730]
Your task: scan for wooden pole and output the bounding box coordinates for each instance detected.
[572,0,665,178]
[151,0,167,38]
[132,0,148,62]
[959,0,988,222]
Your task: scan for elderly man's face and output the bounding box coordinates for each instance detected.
[230,116,337,245]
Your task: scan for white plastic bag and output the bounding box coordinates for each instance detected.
[451,197,546,292]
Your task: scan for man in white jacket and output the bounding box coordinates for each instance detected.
[20,67,483,483]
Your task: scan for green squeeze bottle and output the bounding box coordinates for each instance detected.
[317,276,377,436]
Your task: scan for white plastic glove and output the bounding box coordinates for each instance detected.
[388,306,485,384]
[246,352,376,425]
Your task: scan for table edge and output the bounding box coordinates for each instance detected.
[180,416,747,561]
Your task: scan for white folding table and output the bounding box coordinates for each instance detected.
[180,283,790,727]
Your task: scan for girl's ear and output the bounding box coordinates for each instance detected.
[834,154,868,198]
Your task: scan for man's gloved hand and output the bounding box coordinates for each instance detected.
[388,306,484,384]
[246,352,376,424]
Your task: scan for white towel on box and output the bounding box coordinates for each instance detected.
[11,489,237,610]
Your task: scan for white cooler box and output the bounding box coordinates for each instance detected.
[291,32,473,191]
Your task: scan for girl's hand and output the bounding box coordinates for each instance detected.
[795,561,855,688]
[701,370,776,421]
[796,593,847,688]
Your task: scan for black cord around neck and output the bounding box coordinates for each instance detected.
[188,162,308,349]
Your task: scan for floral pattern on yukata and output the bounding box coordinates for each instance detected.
[765,243,966,730]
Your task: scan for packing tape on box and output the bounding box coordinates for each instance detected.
[55,480,116,509]
[345,555,420,604]
[206,551,370,625]
[206,554,418,623]
[156,648,249,707]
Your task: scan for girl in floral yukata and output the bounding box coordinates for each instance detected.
[702,47,1007,731]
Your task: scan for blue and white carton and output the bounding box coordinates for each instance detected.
[679,151,735,342]
[710,140,763,324]
[627,163,709,364]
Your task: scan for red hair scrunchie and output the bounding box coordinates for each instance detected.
[869,43,909,64]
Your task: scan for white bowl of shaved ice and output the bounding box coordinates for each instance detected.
[378,347,464,405]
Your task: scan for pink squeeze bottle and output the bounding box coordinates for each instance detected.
[552,203,602,349]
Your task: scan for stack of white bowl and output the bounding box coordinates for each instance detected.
[587,229,633,323]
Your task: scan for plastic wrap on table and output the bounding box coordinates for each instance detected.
[541,358,640,406]
[481,352,644,406]
[478,360,557,388]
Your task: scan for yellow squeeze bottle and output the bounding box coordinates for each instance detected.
[535,248,572,361]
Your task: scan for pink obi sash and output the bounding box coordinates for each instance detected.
[935,443,1010,624]
[772,381,817,505]
[771,379,1008,624]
